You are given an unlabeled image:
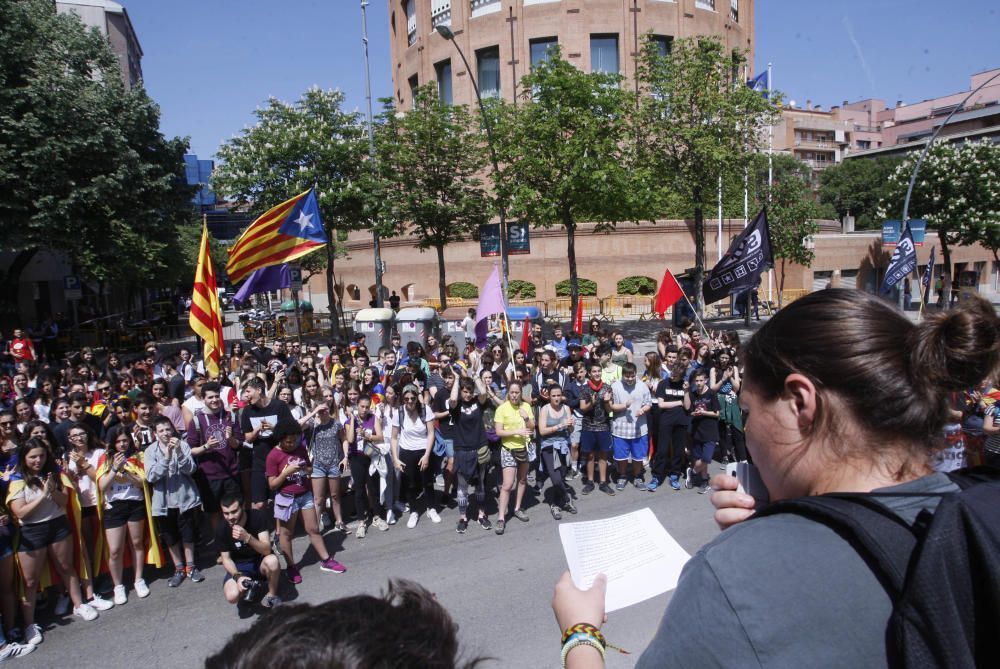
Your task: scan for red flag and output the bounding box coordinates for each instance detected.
[520,316,531,354]
[573,296,584,336]
[654,267,684,318]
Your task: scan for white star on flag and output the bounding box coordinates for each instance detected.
[294,210,313,233]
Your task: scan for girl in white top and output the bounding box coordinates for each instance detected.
[375,385,405,524]
[390,384,439,529]
[65,424,113,612]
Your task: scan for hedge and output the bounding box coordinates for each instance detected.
[555,279,597,297]
[508,279,536,299]
[617,276,657,295]
[447,282,479,299]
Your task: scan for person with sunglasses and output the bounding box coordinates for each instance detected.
[390,385,439,529]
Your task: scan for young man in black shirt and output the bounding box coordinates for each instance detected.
[217,493,281,609]
[240,377,295,510]
[683,368,720,493]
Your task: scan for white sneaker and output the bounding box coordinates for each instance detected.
[89,594,114,611]
[355,522,367,539]
[113,585,127,605]
[134,579,150,598]
[54,593,71,616]
[0,642,35,660]
[386,510,397,525]
[372,516,389,531]
[406,511,419,529]
[426,508,441,524]
[74,603,98,621]
[24,624,43,646]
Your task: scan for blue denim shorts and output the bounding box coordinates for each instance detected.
[579,431,612,454]
[433,434,455,458]
[691,440,717,465]
[311,460,341,479]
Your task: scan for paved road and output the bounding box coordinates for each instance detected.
[17,478,721,669]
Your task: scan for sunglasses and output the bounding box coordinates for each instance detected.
[97,386,111,392]
[403,396,416,401]
[0,422,14,427]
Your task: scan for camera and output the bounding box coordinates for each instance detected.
[241,577,266,604]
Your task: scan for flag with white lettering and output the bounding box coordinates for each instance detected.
[703,208,773,306]
[922,246,935,289]
[880,223,917,295]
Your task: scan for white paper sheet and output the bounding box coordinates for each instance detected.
[558,507,691,612]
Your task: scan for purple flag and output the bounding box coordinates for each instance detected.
[474,265,505,348]
[234,264,291,305]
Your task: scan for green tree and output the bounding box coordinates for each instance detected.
[213,88,383,326]
[492,49,634,328]
[376,86,491,310]
[766,158,824,306]
[879,140,1000,304]
[818,156,902,230]
[0,0,193,314]
[635,36,780,313]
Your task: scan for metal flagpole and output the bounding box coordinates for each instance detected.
[767,61,775,304]
[361,0,386,308]
[717,176,724,261]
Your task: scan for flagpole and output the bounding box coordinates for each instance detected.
[767,62,775,305]
[717,175,723,261]
[361,0,386,308]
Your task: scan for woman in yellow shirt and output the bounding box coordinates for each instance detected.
[492,381,534,536]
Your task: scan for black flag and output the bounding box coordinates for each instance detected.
[703,208,774,306]
[880,223,917,295]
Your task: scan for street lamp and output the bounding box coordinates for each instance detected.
[436,24,510,293]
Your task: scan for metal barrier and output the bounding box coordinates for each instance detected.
[779,289,810,306]
[601,295,655,321]
[544,296,602,322]
[421,297,478,310]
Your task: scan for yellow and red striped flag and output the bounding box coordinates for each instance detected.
[226,188,327,285]
[190,223,225,378]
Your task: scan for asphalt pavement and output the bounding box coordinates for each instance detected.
[15,476,722,669]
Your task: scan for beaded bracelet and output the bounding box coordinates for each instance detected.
[561,636,605,668]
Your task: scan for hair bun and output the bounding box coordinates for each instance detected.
[908,296,1000,394]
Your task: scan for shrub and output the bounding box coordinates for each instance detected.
[617,276,657,295]
[447,282,478,299]
[556,279,597,297]
[508,280,536,299]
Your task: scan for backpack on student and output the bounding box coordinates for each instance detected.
[754,466,1000,669]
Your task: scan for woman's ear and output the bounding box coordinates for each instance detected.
[783,373,819,434]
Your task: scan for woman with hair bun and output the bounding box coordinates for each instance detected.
[552,289,1000,668]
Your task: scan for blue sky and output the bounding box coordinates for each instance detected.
[124,0,1000,159]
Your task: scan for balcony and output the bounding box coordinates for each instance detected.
[794,138,839,150]
[471,0,501,18]
[431,0,451,28]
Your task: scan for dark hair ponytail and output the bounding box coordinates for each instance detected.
[744,289,1000,460]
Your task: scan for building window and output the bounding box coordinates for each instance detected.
[408,74,419,107]
[470,0,501,18]
[405,0,416,46]
[730,0,739,22]
[476,46,501,98]
[590,35,619,74]
[695,0,716,10]
[435,59,453,104]
[431,0,451,29]
[651,35,673,57]
[530,37,558,69]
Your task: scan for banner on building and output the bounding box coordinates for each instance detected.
[508,222,530,255]
[880,223,917,295]
[479,224,501,257]
[882,219,926,247]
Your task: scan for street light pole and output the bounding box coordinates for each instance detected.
[436,24,510,294]
[361,0,386,308]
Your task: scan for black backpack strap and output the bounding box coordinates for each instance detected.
[755,495,919,598]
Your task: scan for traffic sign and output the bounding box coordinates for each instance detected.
[289,267,302,292]
[64,275,82,300]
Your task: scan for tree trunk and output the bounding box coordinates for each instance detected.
[778,259,787,309]
[436,243,448,311]
[325,234,338,338]
[693,195,705,316]
[0,248,39,325]
[940,235,953,307]
[565,210,578,330]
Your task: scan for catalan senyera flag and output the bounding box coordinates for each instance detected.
[190,223,225,378]
[226,188,327,285]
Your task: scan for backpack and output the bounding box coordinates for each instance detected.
[754,466,1000,669]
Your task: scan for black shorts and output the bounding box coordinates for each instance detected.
[80,505,98,519]
[238,448,253,473]
[104,499,146,529]
[155,507,198,548]
[19,516,71,552]
[201,477,242,513]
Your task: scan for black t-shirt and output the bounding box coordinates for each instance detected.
[452,399,488,450]
[250,346,272,365]
[432,390,456,439]
[167,373,185,404]
[215,509,270,563]
[688,389,720,443]
[240,399,295,463]
[656,377,690,428]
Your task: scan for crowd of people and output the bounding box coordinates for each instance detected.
[0,303,996,663]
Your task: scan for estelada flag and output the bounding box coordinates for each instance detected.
[189,223,225,378]
[654,268,684,318]
[226,188,327,285]
[520,316,531,354]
